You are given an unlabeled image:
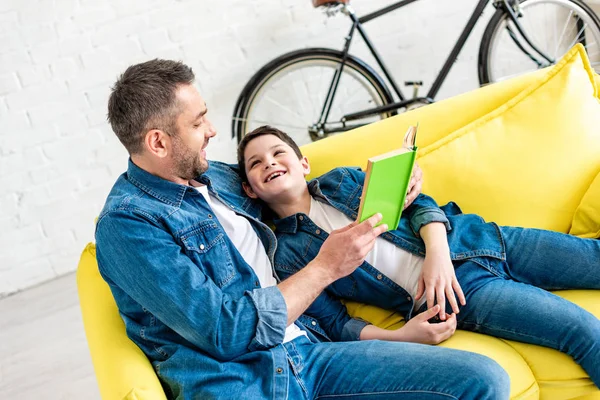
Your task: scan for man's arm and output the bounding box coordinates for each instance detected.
[96,212,289,362]
[278,213,387,325]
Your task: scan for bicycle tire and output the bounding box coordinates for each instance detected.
[232,48,394,145]
[478,0,600,84]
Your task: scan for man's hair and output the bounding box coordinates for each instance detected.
[237,125,303,182]
[107,59,195,154]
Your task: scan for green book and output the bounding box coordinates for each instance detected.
[357,125,418,230]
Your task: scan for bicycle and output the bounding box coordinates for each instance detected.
[231,0,600,145]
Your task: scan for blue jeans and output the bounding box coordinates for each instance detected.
[448,227,600,387]
[283,336,509,399]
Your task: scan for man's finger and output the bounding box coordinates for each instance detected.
[336,221,358,234]
[353,213,383,235]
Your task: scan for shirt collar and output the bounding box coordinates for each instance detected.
[126,159,194,208]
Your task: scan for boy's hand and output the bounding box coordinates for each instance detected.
[404,162,423,209]
[416,250,465,320]
[314,213,387,282]
[392,305,457,344]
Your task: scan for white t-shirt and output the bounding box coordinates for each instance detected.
[309,197,427,310]
[193,184,307,343]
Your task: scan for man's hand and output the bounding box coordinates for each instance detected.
[314,213,387,283]
[416,250,465,320]
[279,213,387,325]
[404,162,423,209]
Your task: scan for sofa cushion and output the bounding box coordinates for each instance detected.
[503,290,600,399]
[416,44,600,233]
[344,301,539,399]
[570,169,600,238]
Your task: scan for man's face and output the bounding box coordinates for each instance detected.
[242,134,310,204]
[170,84,216,181]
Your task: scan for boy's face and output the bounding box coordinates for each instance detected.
[242,134,310,204]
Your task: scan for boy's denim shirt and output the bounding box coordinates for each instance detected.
[95,160,331,399]
[273,167,506,341]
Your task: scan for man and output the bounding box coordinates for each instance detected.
[96,59,510,399]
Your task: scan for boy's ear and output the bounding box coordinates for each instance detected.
[242,181,259,199]
[301,156,310,177]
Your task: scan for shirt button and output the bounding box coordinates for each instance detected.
[407,296,412,301]
[376,274,383,280]
[315,229,321,235]
[311,321,317,326]
[276,367,283,374]
[299,215,304,221]
[199,244,205,250]
[207,214,213,219]
[255,281,260,287]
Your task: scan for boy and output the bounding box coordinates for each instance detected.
[238,125,600,387]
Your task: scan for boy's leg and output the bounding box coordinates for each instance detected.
[454,261,600,387]
[284,336,509,400]
[499,226,600,289]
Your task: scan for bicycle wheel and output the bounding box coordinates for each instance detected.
[232,48,393,146]
[479,0,600,84]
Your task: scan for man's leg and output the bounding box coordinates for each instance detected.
[499,226,600,289]
[454,260,600,388]
[283,336,509,400]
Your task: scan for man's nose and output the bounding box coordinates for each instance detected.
[206,119,217,137]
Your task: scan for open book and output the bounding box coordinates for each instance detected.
[357,125,418,230]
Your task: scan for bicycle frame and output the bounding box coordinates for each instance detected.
[320,0,555,127]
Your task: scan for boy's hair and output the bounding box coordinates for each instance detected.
[237,125,303,181]
[107,59,195,155]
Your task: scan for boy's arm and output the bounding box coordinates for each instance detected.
[359,304,456,344]
[417,222,466,320]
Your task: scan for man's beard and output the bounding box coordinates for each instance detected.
[172,137,208,181]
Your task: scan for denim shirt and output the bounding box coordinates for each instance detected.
[95,160,330,399]
[273,167,506,341]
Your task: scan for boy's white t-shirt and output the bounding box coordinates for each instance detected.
[309,197,427,311]
[193,184,307,343]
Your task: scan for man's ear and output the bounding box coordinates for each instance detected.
[242,181,259,199]
[301,156,311,177]
[144,129,170,158]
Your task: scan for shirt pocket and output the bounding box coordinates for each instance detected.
[179,220,237,288]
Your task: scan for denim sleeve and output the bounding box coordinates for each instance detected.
[274,252,368,342]
[404,193,451,237]
[96,211,287,362]
[299,287,369,342]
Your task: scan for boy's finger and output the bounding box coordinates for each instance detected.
[453,278,467,306]
[418,304,440,320]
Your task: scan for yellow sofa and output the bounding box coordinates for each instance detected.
[78,46,600,399]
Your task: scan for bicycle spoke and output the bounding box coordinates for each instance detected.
[263,95,306,123]
[554,10,574,56]
[565,22,587,51]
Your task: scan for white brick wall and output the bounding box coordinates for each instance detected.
[1,0,599,297]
